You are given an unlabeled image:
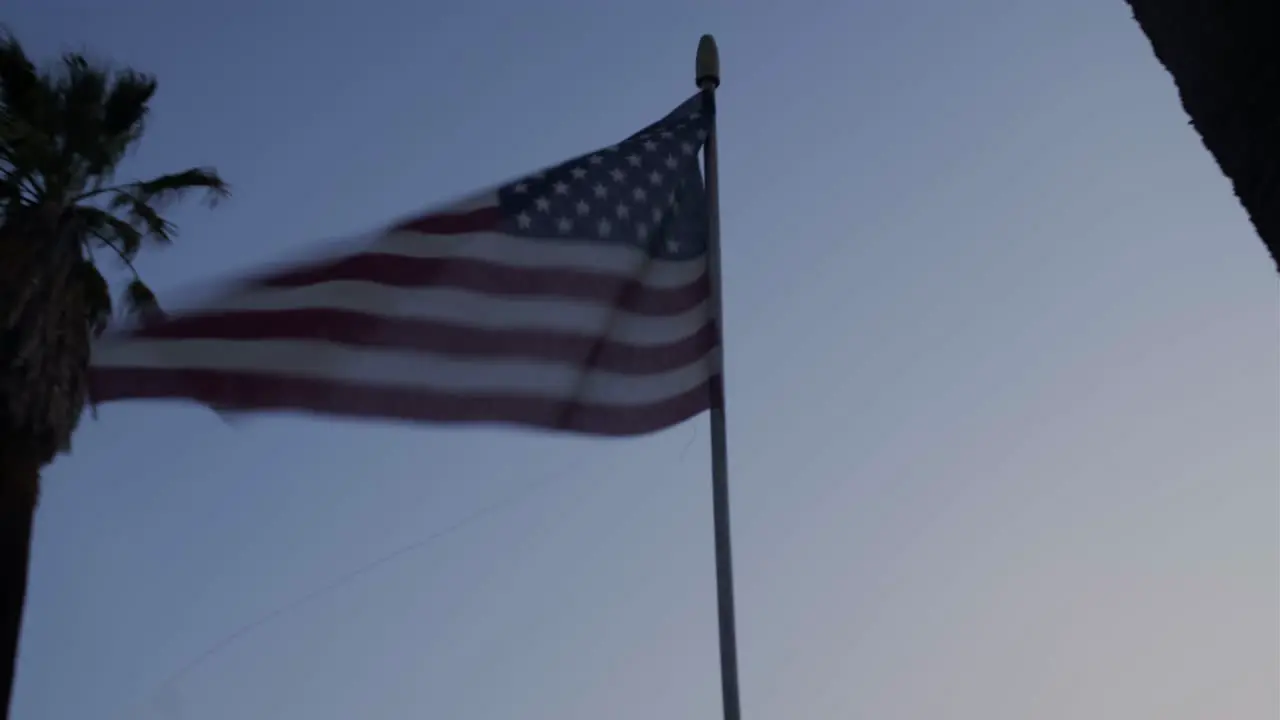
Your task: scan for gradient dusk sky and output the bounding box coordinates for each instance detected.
[6,1,1278,719]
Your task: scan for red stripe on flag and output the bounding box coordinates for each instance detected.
[391,207,502,235]
[125,310,718,375]
[88,368,717,436]
[257,255,710,315]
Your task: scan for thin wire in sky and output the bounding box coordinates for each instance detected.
[127,419,704,720]
[142,459,583,702]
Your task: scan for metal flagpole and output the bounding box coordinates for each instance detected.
[696,34,742,720]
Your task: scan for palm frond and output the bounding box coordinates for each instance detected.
[0,31,45,131]
[99,69,154,146]
[107,191,177,244]
[71,205,144,260]
[58,53,107,159]
[73,60,155,182]
[121,277,163,324]
[74,258,112,336]
[128,167,229,208]
[0,33,55,207]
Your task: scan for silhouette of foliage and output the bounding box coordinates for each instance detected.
[0,29,228,720]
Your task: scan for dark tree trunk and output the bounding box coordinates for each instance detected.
[0,217,86,720]
[1126,0,1280,272]
[0,444,39,720]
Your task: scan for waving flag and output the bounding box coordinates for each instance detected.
[89,94,719,435]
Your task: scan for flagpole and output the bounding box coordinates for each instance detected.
[697,34,742,720]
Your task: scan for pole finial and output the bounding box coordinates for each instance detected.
[696,34,720,89]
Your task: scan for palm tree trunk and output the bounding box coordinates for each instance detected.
[0,213,93,720]
[1125,0,1280,272]
[0,443,39,720]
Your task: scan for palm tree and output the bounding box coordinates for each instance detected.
[1125,0,1280,272]
[0,32,227,717]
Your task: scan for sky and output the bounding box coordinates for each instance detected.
[5,1,1278,719]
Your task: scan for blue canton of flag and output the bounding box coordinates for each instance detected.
[496,93,711,260]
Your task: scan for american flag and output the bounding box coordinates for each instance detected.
[88,93,720,436]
